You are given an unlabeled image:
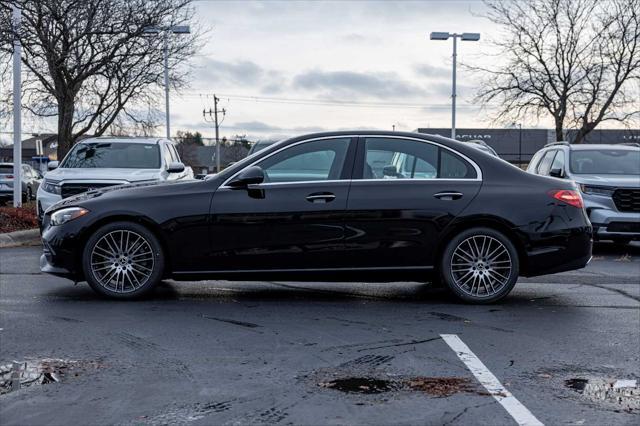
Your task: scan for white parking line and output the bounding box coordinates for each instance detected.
[441,334,544,426]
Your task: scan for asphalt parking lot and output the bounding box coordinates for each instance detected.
[1,243,639,425]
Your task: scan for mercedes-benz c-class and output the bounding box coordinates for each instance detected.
[40,131,592,303]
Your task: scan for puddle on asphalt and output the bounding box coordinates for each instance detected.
[318,376,480,398]
[565,377,639,411]
[0,358,103,395]
[319,377,396,394]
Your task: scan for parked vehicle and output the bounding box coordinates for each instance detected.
[40,131,592,303]
[247,139,280,156]
[527,142,640,245]
[0,163,42,204]
[37,137,190,220]
[465,139,499,157]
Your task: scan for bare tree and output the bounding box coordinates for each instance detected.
[474,0,640,142]
[0,0,201,158]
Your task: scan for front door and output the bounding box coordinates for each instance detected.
[344,136,482,268]
[209,137,356,271]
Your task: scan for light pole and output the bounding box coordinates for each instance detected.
[144,25,190,139]
[12,4,22,208]
[429,32,480,140]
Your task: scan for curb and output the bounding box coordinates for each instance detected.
[0,229,41,248]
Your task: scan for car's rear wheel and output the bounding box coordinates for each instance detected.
[441,227,519,304]
[82,221,164,299]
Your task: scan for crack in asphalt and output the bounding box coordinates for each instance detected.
[201,315,262,329]
[356,336,442,352]
[579,283,640,303]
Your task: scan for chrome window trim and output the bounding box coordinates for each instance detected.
[221,134,483,187]
[221,135,357,188]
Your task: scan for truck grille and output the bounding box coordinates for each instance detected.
[612,188,640,213]
[60,183,119,199]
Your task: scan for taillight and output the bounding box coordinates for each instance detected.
[549,189,584,208]
[4,175,13,179]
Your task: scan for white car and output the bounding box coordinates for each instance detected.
[37,137,190,219]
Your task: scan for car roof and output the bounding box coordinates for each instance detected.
[77,136,170,145]
[567,143,639,150]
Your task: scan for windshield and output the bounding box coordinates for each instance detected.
[570,149,640,175]
[61,142,161,169]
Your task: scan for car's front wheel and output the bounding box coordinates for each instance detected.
[82,221,164,299]
[441,227,519,304]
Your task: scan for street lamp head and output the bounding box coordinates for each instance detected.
[430,32,450,40]
[461,33,480,41]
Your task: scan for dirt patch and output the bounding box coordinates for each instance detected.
[0,358,104,395]
[406,377,476,398]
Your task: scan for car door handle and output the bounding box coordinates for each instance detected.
[306,192,336,203]
[433,191,463,200]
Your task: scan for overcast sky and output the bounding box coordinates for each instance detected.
[2,0,557,144]
[177,0,501,140]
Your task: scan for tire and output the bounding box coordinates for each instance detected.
[82,221,165,299]
[440,227,519,304]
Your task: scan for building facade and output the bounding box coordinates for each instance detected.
[415,128,640,164]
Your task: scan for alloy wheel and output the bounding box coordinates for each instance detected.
[90,230,155,293]
[449,235,512,298]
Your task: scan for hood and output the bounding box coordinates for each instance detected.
[46,179,172,212]
[571,174,640,188]
[44,167,161,182]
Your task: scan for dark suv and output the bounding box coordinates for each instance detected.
[527,142,640,245]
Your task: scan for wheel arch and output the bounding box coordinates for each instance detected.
[75,214,172,280]
[435,216,529,275]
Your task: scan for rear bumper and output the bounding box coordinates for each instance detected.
[518,225,593,277]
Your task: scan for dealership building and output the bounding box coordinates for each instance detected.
[415,128,640,164]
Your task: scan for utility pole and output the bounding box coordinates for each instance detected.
[12,4,22,208]
[203,95,226,173]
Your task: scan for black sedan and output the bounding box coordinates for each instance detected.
[40,131,592,303]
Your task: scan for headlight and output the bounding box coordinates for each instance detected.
[579,185,614,196]
[41,179,61,195]
[50,207,89,226]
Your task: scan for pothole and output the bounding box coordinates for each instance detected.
[0,358,103,395]
[565,378,639,411]
[318,376,481,398]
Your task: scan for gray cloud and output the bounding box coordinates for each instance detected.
[293,70,428,99]
[193,58,285,93]
[231,121,326,134]
[413,63,450,79]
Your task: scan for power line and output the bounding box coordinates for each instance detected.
[179,92,489,110]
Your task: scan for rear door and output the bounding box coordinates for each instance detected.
[344,136,482,268]
[209,136,357,271]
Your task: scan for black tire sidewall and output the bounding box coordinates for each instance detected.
[441,227,519,304]
[82,221,164,299]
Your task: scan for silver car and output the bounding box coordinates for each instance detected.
[37,137,190,219]
[0,163,43,204]
[527,142,640,245]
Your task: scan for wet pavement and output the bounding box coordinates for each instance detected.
[0,242,638,425]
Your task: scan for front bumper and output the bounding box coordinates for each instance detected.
[589,209,640,240]
[39,215,88,281]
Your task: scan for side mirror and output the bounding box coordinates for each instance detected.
[382,165,398,178]
[47,161,59,170]
[549,167,564,178]
[228,165,265,188]
[167,162,185,173]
